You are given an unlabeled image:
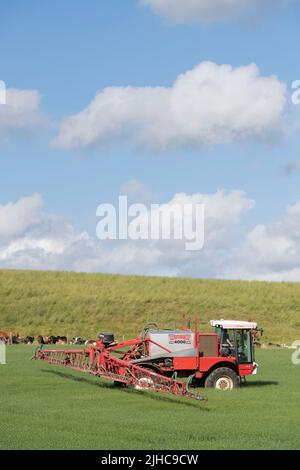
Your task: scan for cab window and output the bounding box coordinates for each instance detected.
[235,329,252,363]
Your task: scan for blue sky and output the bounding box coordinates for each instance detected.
[1,0,300,280]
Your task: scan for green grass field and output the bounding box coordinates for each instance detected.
[1,269,300,344]
[0,345,299,450]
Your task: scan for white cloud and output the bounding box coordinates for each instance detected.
[227,200,300,281]
[141,0,286,24]
[4,192,300,281]
[0,88,45,142]
[0,190,254,277]
[0,194,43,238]
[53,62,287,152]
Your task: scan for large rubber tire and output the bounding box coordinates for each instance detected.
[205,367,239,390]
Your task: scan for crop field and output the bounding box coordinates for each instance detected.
[0,345,299,450]
[1,269,300,344]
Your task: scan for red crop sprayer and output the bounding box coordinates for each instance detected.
[33,316,261,401]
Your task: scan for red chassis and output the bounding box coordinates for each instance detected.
[34,316,259,395]
[106,318,258,385]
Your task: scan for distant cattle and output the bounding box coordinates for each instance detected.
[24,336,34,344]
[70,337,85,345]
[56,336,67,345]
[14,336,34,344]
[0,332,34,344]
[37,335,45,344]
[44,335,57,344]
[0,331,19,344]
[0,331,85,345]
[42,335,68,345]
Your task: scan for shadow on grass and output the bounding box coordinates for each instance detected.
[42,369,114,389]
[42,369,208,410]
[242,380,279,387]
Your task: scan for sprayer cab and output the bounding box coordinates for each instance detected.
[129,316,260,389]
[210,319,259,365]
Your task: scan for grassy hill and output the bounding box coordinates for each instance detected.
[0,269,300,344]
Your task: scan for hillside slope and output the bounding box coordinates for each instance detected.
[0,269,299,343]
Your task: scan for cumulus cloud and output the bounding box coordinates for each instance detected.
[141,0,286,24]
[0,194,91,270]
[0,195,77,269]
[0,194,43,238]
[52,62,287,152]
[136,189,255,276]
[226,200,300,281]
[4,192,300,281]
[0,190,254,277]
[0,88,45,142]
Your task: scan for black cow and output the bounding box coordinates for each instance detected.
[24,336,34,344]
[13,336,34,344]
[71,337,85,345]
[46,335,57,344]
[37,335,45,344]
[56,336,67,344]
